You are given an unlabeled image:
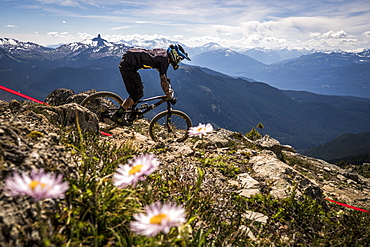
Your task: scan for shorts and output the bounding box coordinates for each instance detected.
[119,60,144,102]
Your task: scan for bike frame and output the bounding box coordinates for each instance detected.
[134,95,170,114]
[134,95,174,133]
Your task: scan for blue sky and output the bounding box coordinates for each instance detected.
[1,0,370,50]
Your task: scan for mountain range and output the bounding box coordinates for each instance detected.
[190,49,370,98]
[1,35,370,154]
[303,132,370,164]
[242,47,315,65]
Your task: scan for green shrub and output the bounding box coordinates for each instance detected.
[246,127,262,141]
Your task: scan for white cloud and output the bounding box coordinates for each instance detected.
[310,30,348,39]
[47,31,73,39]
[46,32,94,41]
[136,21,154,24]
[323,30,347,39]
[76,32,95,40]
[47,32,58,38]
[6,0,370,50]
[221,33,232,37]
[36,0,83,7]
[363,31,370,38]
[5,25,18,28]
[310,32,321,38]
[104,33,175,44]
[280,17,341,34]
[111,26,131,31]
[234,35,288,48]
[173,35,184,40]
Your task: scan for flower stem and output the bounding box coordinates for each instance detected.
[36,201,50,247]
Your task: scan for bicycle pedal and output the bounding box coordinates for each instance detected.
[119,119,133,126]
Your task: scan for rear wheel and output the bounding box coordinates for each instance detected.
[80,91,124,131]
[149,110,192,142]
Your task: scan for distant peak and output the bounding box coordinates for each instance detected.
[203,42,222,48]
[92,34,108,46]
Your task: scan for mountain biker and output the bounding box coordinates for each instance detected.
[111,44,191,125]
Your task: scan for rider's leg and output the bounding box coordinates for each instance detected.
[111,62,143,124]
[119,61,144,104]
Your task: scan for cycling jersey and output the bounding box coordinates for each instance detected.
[120,48,170,76]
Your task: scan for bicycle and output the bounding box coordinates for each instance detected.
[80,91,192,142]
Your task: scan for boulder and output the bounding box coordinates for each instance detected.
[44,88,98,106]
[36,103,99,132]
[44,88,75,106]
[254,134,295,159]
[249,150,324,201]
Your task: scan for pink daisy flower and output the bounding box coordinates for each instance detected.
[4,169,69,202]
[188,123,213,138]
[130,201,186,237]
[113,153,159,188]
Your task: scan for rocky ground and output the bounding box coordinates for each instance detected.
[1,89,370,245]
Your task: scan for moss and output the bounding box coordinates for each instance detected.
[27,130,44,138]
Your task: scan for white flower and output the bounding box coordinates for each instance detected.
[188,123,213,138]
[113,153,159,188]
[4,169,69,202]
[130,201,186,237]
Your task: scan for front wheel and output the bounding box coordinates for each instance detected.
[149,110,192,142]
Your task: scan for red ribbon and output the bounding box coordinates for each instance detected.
[100,131,112,137]
[0,85,48,105]
[325,198,370,213]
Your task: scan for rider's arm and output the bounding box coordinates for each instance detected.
[160,75,173,99]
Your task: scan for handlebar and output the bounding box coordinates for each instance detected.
[170,97,177,105]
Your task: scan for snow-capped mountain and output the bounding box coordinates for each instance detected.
[51,34,130,59]
[0,35,314,63]
[0,35,131,60]
[241,47,316,64]
[184,43,224,56]
[0,37,52,54]
[190,48,265,76]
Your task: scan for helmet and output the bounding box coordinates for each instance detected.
[167,44,191,70]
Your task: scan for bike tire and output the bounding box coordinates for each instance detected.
[149,110,192,142]
[80,91,124,131]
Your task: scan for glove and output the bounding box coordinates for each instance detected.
[160,75,173,100]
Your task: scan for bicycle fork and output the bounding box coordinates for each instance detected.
[165,101,173,133]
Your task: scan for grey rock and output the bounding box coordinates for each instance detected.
[44,88,75,106]
[254,134,295,159]
[37,103,99,132]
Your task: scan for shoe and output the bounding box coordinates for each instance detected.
[120,112,135,126]
[111,109,135,126]
[110,107,125,122]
